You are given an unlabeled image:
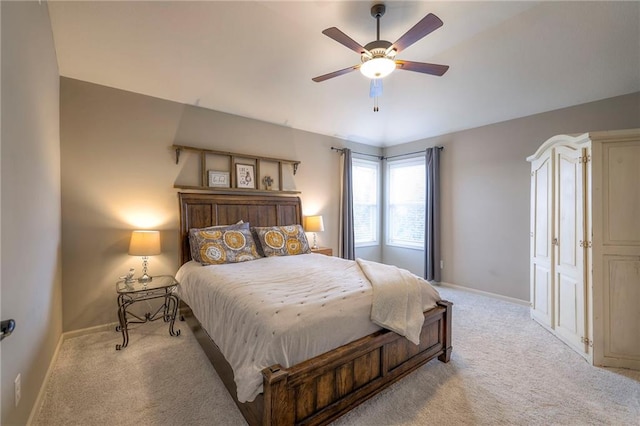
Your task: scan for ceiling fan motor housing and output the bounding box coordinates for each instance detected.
[371,4,386,19]
[361,40,394,62]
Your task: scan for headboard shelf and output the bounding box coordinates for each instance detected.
[173,184,300,195]
[172,144,300,192]
[178,192,303,265]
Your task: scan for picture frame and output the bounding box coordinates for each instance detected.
[208,170,230,188]
[235,164,255,189]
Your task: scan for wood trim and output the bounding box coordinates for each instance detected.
[173,185,301,195]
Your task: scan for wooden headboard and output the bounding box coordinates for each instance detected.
[178,192,303,265]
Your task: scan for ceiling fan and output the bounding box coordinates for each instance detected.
[312,4,449,111]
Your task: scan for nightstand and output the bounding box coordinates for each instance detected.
[115,275,181,350]
[311,247,333,256]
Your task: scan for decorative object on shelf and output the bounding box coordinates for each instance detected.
[262,175,274,190]
[208,170,230,188]
[304,215,325,249]
[236,164,255,189]
[128,230,161,283]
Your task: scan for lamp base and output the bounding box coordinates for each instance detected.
[312,233,319,250]
[138,274,153,283]
[138,256,152,283]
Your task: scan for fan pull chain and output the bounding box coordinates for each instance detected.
[369,78,382,112]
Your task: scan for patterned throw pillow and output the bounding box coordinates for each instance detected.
[189,222,261,265]
[251,225,311,257]
[189,221,244,262]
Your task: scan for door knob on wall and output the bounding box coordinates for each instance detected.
[0,319,16,341]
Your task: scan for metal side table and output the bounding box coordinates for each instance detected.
[115,275,181,350]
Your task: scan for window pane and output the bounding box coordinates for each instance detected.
[353,166,377,204]
[388,159,425,248]
[389,163,425,204]
[352,159,379,245]
[354,205,376,243]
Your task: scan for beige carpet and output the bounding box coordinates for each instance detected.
[34,286,640,425]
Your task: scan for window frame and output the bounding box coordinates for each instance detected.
[385,156,426,250]
[352,157,380,248]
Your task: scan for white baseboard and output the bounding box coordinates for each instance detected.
[27,321,119,425]
[26,334,64,426]
[62,321,118,340]
[436,281,531,307]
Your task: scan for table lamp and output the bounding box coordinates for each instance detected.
[304,215,324,249]
[129,230,161,282]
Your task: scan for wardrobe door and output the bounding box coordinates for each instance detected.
[594,139,640,368]
[530,151,554,328]
[553,146,587,356]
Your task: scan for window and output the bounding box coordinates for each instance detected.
[387,157,425,249]
[352,158,379,246]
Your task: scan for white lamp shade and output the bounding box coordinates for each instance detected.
[360,57,396,79]
[304,215,325,233]
[128,230,161,256]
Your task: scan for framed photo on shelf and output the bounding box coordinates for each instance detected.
[208,170,230,188]
[235,164,255,189]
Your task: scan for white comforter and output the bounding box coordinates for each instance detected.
[176,254,441,403]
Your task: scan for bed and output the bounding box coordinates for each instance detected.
[177,192,452,426]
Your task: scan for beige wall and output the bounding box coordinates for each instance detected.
[383,92,640,301]
[1,2,62,424]
[60,77,639,329]
[60,78,380,331]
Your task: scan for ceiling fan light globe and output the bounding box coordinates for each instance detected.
[360,57,395,79]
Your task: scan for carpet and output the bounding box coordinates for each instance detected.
[33,286,640,425]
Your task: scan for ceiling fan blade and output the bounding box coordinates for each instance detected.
[322,27,369,55]
[395,60,449,76]
[312,65,361,82]
[392,13,443,53]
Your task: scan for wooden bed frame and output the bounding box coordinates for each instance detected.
[178,192,452,426]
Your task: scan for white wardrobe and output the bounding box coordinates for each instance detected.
[528,129,640,370]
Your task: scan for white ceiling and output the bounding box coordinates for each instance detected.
[48,1,640,147]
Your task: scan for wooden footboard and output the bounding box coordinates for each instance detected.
[182,300,452,426]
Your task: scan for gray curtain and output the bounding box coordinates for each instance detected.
[425,147,441,281]
[341,148,356,260]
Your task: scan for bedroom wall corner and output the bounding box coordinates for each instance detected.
[1,2,63,424]
[60,78,186,332]
[60,79,352,332]
[382,92,640,301]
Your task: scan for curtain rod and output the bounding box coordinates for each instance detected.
[384,146,443,160]
[331,147,384,160]
[331,146,443,161]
